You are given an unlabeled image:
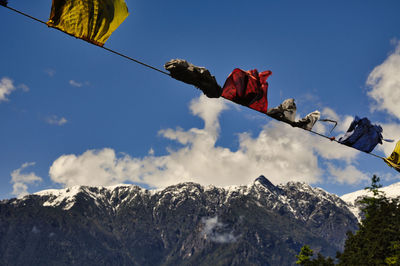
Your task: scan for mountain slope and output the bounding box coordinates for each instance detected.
[0,176,358,266]
[341,181,400,221]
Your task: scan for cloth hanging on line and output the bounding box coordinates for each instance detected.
[266,98,320,130]
[266,98,296,123]
[222,68,272,114]
[338,116,383,153]
[384,140,400,173]
[4,0,398,167]
[47,0,129,46]
[164,59,222,98]
[295,110,321,131]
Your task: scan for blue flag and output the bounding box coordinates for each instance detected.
[339,116,383,153]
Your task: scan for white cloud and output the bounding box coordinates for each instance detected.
[201,216,239,244]
[321,107,340,123]
[0,77,16,102]
[48,95,366,189]
[69,80,83,87]
[44,69,56,77]
[18,83,30,92]
[46,115,68,126]
[367,41,400,119]
[316,108,354,137]
[327,163,370,185]
[375,171,400,183]
[148,148,155,155]
[11,162,42,198]
[49,149,139,187]
[377,123,400,156]
[69,80,90,87]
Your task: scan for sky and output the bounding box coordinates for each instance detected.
[1,0,400,199]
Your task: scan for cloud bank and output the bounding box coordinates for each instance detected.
[46,115,68,126]
[0,77,16,102]
[365,41,400,161]
[48,42,400,190]
[367,41,400,120]
[69,80,89,88]
[201,216,239,244]
[48,95,365,189]
[11,162,42,198]
[69,80,83,87]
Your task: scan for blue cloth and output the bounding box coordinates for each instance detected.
[339,116,383,153]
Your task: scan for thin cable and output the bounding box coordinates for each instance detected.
[307,128,385,160]
[266,115,386,160]
[319,118,337,134]
[100,46,170,76]
[3,5,47,26]
[2,5,170,76]
[0,5,389,161]
[265,113,386,160]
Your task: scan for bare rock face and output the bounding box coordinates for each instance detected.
[0,176,358,266]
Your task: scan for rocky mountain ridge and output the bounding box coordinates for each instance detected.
[0,176,358,265]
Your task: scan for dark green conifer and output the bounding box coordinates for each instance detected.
[297,175,400,265]
[338,175,400,265]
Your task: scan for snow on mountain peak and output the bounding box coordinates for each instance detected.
[24,176,356,226]
[341,181,400,222]
[341,181,400,203]
[34,186,84,210]
[34,184,145,210]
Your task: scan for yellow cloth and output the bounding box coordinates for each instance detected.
[47,0,129,46]
[384,140,400,173]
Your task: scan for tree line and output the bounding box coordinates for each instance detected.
[296,175,400,265]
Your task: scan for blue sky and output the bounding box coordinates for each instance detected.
[1,0,400,199]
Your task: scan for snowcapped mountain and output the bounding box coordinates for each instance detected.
[341,181,400,221]
[0,176,357,266]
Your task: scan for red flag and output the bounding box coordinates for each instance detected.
[221,68,272,114]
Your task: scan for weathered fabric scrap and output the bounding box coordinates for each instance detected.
[222,68,272,114]
[293,110,321,131]
[384,140,400,173]
[267,98,297,124]
[47,0,129,46]
[339,116,383,153]
[164,59,222,98]
[267,98,320,130]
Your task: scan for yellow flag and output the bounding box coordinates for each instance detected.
[384,140,400,173]
[47,0,129,46]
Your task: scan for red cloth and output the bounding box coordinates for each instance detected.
[221,68,272,114]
